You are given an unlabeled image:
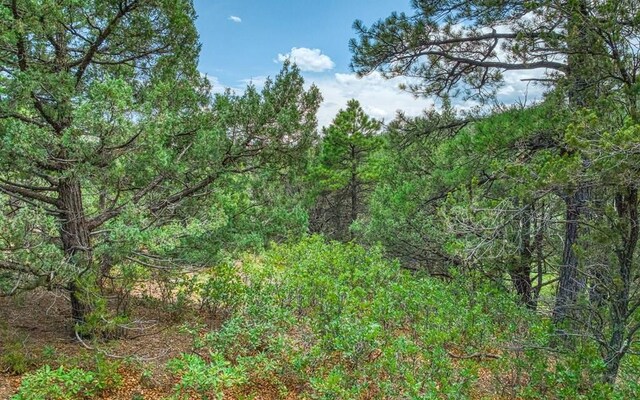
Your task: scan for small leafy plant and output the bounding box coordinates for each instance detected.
[12,365,97,400]
[167,352,247,399]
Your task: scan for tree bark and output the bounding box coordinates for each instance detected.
[532,203,546,309]
[512,201,534,308]
[603,187,638,384]
[553,185,589,324]
[350,144,358,240]
[552,0,593,325]
[58,177,93,326]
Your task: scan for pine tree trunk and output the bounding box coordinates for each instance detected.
[553,186,588,324]
[350,144,358,240]
[532,204,546,310]
[553,0,593,324]
[603,187,638,384]
[512,201,534,308]
[58,177,93,327]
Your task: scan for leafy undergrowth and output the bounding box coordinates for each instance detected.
[163,237,639,399]
[7,237,640,399]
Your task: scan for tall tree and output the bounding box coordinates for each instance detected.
[309,99,381,241]
[349,0,629,317]
[351,0,640,383]
[0,0,204,327]
[0,0,321,331]
[361,102,470,273]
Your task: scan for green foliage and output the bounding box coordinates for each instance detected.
[315,99,382,190]
[0,1,319,343]
[12,365,97,400]
[8,342,123,399]
[167,352,247,400]
[177,262,246,322]
[0,339,33,375]
[179,237,536,398]
[0,325,38,375]
[350,0,640,386]
[1,0,639,397]
[358,102,467,269]
[349,0,629,103]
[309,99,383,240]
[91,353,123,392]
[161,237,640,397]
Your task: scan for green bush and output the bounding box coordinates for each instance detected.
[178,237,531,398]
[166,237,638,398]
[167,352,247,399]
[92,353,123,392]
[1,340,33,375]
[0,327,36,375]
[178,262,246,322]
[12,365,96,400]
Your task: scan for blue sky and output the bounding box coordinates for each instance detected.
[192,1,544,127]
[194,1,411,83]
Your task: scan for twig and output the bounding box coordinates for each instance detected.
[447,350,501,360]
[74,330,169,362]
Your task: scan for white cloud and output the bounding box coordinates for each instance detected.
[200,73,244,95]
[277,47,335,73]
[228,15,242,23]
[239,76,268,90]
[308,72,435,128]
[308,70,547,128]
[499,70,549,106]
[202,68,548,131]
[200,74,227,94]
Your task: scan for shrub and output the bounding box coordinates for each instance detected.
[180,237,530,398]
[1,340,33,375]
[92,353,123,392]
[168,237,639,397]
[167,352,247,400]
[12,365,96,400]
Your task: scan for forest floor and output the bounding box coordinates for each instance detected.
[0,292,506,400]
[1,241,627,399]
[0,289,192,399]
[0,250,524,400]
[0,289,503,400]
[0,289,311,400]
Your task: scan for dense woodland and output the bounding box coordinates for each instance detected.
[1,0,640,398]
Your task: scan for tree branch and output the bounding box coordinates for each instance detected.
[74,0,140,85]
[0,181,60,206]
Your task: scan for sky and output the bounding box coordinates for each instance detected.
[192,1,545,127]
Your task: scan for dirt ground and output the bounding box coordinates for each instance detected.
[0,289,193,399]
